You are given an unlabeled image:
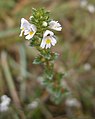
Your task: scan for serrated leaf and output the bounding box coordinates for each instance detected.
[33,56,42,64]
[51,52,59,61]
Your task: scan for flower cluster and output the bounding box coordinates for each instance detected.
[80,0,95,13]
[19,9,62,49]
[0,95,11,112]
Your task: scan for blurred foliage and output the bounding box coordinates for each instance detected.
[0,0,95,119]
[0,0,16,9]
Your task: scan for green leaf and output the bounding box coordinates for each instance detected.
[51,52,59,61]
[41,51,59,61]
[33,56,44,64]
[33,58,41,64]
[44,67,54,80]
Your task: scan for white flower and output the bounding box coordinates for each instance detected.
[84,63,91,71]
[80,0,87,7]
[0,95,11,112]
[65,98,81,108]
[49,20,62,31]
[19,18,30,37]
[87,4,95,13]
[42,21,47,27]
[28,100,39,109]
[40,30,57,49]
[19,18,37,40]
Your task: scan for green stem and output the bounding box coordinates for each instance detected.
[36,46,54,80]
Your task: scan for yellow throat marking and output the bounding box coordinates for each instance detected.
[22,28,24,30]
[29,31,34,35]
[46,39,51,44]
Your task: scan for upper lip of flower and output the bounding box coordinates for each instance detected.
[43,30,54,37]
[20,18,31,30]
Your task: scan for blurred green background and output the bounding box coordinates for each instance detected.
[0,0,95,119]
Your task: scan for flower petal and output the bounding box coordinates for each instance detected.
[40,38,46,48]
[25,34,34,40]
[51,37,57,46]
[24,30,29,35]
[20,18,32,30]
[43,30,54,37]
[31,24,37,32]
[19,29,24,37]
[51,26,62,31]
[46,43,51,49]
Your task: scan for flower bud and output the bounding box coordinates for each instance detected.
[42,21,47,27]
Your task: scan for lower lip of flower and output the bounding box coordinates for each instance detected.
[46,39,51,44]
[29,31,34,35]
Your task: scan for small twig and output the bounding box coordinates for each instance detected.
[0,68,5,95]
[8,55,34,79]
[1,51,26,119]
[19,44,27,101]
[38,99,53,119]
